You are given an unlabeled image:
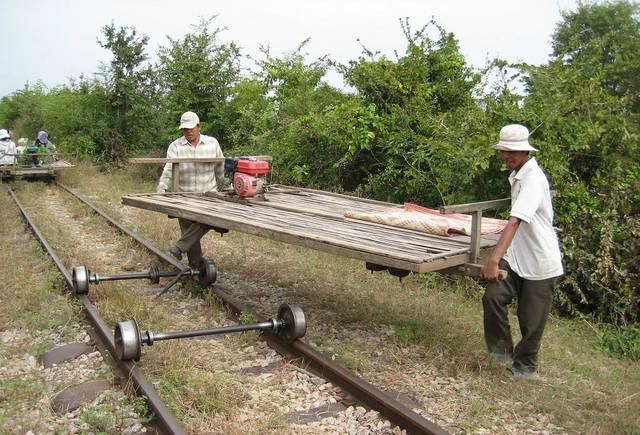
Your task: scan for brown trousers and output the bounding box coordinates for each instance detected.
[483,259,559,373]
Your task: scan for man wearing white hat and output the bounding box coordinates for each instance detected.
[0,129,17,165]
[157,111,225,268]
[480,124,563,379]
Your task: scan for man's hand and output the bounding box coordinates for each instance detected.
[480,259,501,282]
[481,216,521,283]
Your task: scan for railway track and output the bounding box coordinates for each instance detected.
[5,181,449,434]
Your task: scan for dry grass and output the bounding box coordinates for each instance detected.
[52,164,640,434]
[0,182,88,424]
[0,183,76,332]
[10,176,262,432]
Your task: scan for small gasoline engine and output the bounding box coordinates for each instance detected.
[224,157,270,198]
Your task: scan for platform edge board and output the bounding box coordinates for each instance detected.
[122,195,484,272]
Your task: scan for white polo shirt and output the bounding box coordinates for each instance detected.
[503,158,563,280]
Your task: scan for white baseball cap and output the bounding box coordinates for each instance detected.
[492,124,538,152]
[0,129,10,140]
[178,111,200,129]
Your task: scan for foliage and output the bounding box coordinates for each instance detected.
[224,78,275,155]
[597,324,640,360]
[0,7,638,325]
[517,0,640,324]
[340,19,490,205]
[0,79,111,160]
[552,0,640,111]
[255,43,348,185]
[157,16,241,146]
[97,23,164,163]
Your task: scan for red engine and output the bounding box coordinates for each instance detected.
[225,158,270,198]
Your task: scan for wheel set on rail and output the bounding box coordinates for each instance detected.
[10,184,449,434]
[72,260,218,295]
[115,303,307,361]
[71,258,307,361]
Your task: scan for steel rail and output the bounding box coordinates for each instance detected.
[7,188,185,435]
[53,184,449,434]
[56,182,185,271]
[212,284,449,435]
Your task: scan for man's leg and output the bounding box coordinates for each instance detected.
[483,260,518,357]
[176,219,210,267]
[512,276,557,373]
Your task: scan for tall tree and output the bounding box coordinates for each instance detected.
[97,23,160,162]
[157,16,241,143]
[521,1,640,324]
[341,19,486,205]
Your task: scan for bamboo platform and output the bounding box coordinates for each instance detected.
[122,185,501,274]
[0,160,75,178]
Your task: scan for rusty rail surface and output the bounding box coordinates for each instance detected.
[8,188,185,435]
[212,284,449,435]
[57,183,185,271]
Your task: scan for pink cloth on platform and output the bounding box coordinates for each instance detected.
[344,203,507,237]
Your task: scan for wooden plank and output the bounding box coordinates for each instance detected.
[122,196,433,271]
[269,184,402,207]
[121,191,503,274]
[129,156,272,164]
[241,189,493,251]
[469,210,481,263]
[138,196,426,262]
[0,160,75,172]
[172,194,468,254]
[171,162,180,192]
[440,198,510,214]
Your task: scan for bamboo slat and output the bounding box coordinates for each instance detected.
[0,160,75,175]
[122,188,500,273]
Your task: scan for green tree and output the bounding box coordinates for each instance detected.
[552,0,640,110]
[520,0,640,324]
[97,23,162,163]
[157,16,241,144]
[0,83,47,139]
[341,19,487,205]
[224,78,275,155]
[251,43,356,187]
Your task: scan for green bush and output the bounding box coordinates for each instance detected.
[598,325,640,360]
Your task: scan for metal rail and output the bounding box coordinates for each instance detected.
[212,284,449,435]
[56,183,185,271]
[7,188,185,435]
[54,184,450,434]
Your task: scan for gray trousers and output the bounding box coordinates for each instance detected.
[175,218,210,267]
[482,259,559,372]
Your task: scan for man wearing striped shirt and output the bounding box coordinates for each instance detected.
[157,111,225,267]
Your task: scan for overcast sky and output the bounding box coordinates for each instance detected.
[1,0,577,98]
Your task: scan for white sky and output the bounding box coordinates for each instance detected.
[0,0,577,98]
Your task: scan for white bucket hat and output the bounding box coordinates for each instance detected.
[178,111,199,129]
[492,124,538,152]
[0,129,10,140]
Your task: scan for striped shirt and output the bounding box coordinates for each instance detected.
[156,134,225,193]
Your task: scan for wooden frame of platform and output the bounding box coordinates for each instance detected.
[129,156,271,192]
[125,156,509,277]
[122,184,509,276]
[0,159,75,178]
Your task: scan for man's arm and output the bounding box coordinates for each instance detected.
[214,141,225,190]
[156,144,177,193]
[480,216,521,282]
